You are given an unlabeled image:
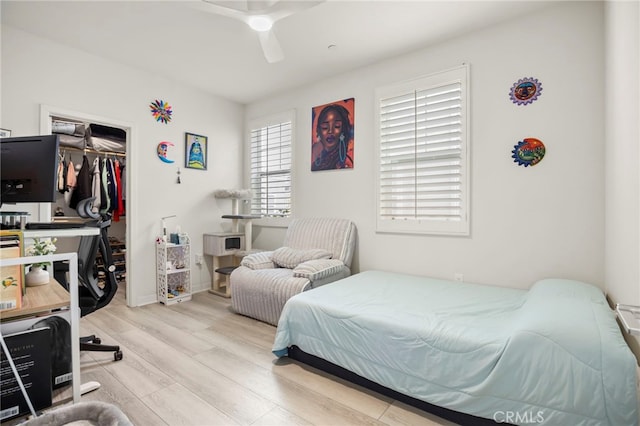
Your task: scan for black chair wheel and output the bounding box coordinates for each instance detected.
[93,337,101,344]
[114,350,123,361]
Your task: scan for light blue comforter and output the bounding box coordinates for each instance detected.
[273,270,638,426]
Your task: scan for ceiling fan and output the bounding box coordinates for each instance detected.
[196,0,324,63]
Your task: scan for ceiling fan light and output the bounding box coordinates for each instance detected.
[247,15,273,32]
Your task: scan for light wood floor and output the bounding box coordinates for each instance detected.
[18,286,457,426]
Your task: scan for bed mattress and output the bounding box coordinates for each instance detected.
[273,270,638,426]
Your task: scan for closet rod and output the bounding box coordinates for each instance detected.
[60,146,126,158]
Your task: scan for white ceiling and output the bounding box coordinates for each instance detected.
[2,0,554,104]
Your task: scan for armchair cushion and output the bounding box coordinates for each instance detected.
[241,251,275,270]
[271,247,332,269]
[293,258,346,281]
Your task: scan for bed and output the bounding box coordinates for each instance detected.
[273,270,639,426]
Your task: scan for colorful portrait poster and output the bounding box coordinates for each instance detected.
[311,98,355,171]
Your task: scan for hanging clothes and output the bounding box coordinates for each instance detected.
[99,158,110,214]
[57,155,67,194]
[69,155,92,210]
[91,157,102,214]
[106,158,117,214]
[113,160,125,222]
[64,159,77,206]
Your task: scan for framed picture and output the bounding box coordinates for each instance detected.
[311,98,355,171]
[184,132,207,170]
[0,129,11,138]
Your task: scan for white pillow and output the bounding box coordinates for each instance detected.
[240,251,274,270]
[293,259,345,280]
[271,247,332,269]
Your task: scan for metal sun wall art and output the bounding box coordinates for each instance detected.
[509,77,542,106]
[150,99,173,123]
[512,138,546,167]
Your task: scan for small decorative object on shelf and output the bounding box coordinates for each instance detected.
[156,235,191,305]
[25,265,50,287]
[25,238,57,287]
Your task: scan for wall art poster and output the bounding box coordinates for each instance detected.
[509,77,542,105]
[311,98,354,171]
[185,132,207,170]
[512,138,546,167]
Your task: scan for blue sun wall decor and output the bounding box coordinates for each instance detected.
[512,138,546,167]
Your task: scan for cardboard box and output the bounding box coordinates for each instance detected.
[0,327,53,421]
[1,311,72,390]
[0,232,23,311]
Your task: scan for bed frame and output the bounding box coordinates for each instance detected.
[288,345,504,426]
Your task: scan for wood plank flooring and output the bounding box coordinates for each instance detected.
[11,286,456,426]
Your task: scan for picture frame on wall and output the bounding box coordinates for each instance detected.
[0,129,12,138]
[185,132,207,170]
[311,98,355,171]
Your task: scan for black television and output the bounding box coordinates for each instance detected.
[0,135,59,205]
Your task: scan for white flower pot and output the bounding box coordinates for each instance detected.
[26,266,50,286]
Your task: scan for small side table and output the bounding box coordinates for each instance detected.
[211,256,239,298]
[616,304,640,336]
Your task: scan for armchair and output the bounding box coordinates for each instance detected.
[230,218,357,325]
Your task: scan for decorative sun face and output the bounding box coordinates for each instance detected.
[509,78,543,105]
[150,99,173,123]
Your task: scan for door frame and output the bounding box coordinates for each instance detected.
[40,104,136,307]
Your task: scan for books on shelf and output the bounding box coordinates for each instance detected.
[0,231,24,312]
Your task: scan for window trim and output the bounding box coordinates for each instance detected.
[375,65,470,236]
[246,110,295,228]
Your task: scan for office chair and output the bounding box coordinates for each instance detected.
[54,208,123,362]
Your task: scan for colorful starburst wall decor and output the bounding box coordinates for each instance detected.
[512,138,546,167]
[149,99,173,123]
[509,77,543,105]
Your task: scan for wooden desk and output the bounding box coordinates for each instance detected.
[0,279,69,321]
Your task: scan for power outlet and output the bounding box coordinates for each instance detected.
[454,273,464,282]
[195,254,203,265]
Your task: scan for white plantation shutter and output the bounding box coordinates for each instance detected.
[376,65,469,235]
[250,118,292,217]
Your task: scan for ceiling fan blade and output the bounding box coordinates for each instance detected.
[246,0,280,12]
[258,30,284,63]
[266,0,325,23]
[196,0,249,23]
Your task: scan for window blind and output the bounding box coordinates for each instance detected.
[250,121,292,217]
[377,65,468,235]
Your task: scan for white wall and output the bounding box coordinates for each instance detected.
[605,0,640,354]
[247,1,606,290]
[1,26,245,305]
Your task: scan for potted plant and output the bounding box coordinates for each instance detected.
[25,238,57,286]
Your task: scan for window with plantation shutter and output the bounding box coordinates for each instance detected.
[376,65,469,235]
[249,113,293,217]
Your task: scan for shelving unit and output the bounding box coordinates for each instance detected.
[156,239,191,305]
[95,237,126,285]
[0,251,83,408]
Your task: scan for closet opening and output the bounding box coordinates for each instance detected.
[39,105,134,307]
